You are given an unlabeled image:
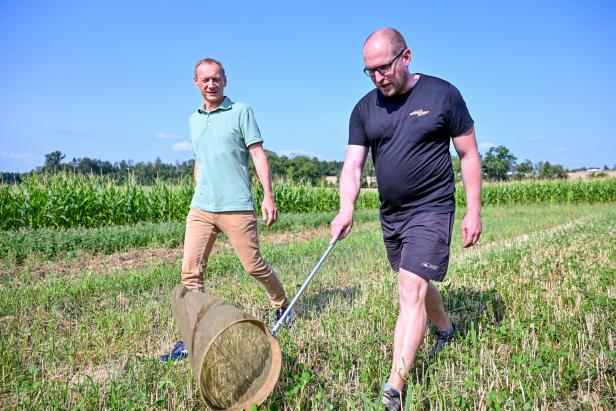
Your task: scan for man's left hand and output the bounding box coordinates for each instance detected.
[261,195,277,226]
[461,212,482,247]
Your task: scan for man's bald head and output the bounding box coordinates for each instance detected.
[363,28,407,56]
[362,28,413,96]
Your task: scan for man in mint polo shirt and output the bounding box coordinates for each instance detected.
[159,58,291,362]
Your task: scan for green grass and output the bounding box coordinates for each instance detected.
[0,203,614,409]
[0,209,379,265]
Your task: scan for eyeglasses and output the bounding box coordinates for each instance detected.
[363,49,406,77]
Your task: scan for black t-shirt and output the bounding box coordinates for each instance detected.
[349,74,474,219]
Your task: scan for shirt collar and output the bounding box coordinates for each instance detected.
[197,96,233,114]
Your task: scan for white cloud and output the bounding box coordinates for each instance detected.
[479,142,496,151]
[154,132,181,140]
[527,135,543,141]
[172,141,192,152]
[0,150,34,160]
[557,146,568,152]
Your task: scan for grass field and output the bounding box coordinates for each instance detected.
[0,203,614,409]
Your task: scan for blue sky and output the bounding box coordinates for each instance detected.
[1,0,614,172]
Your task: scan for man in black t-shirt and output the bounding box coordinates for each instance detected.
[331,28,482,410]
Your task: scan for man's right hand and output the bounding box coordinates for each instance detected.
[330,210,354,243]
[331,145,367,244]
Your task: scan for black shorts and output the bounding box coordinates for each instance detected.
[381,211,455,281]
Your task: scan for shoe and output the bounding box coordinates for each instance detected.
[274,305,294,328]
[159,340,188,362]
[382,387,402,411]
[429,322,456,359]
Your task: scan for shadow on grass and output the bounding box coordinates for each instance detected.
[296,285,359,316]
[406,285,506,396]
[443,285,506,337]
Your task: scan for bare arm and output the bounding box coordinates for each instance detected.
[249,143,277,226]
[452,126,482,247]
[330,145,369,242]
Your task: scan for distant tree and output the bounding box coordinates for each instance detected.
[537,161,568,179]
[263,150,286,179]
[362,152,376,187]
[537,161,550,177]
[513,159,534,179]
[516,159,533,174]
[550,164,568,179]
[1,172,22,183]
[252,150,343,184]
[482,145,516,181]
[68,157,114,176]
[290,155,320,183]
[320,159,343,177]
[451,155,461,183]
[44,150,65,171]
[180,159,195,178]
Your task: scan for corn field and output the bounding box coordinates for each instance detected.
[461,178,616,206]
[1,173,615,230]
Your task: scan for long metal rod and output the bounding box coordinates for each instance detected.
[271,240,336,336]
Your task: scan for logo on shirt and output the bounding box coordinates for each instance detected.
[409,109,430,117]
[421,262,439,271]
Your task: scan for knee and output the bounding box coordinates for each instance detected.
[399,286,424,308]
[398,272,428,308]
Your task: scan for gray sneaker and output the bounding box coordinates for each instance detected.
[429,322,456,359]
[382,387,402,411]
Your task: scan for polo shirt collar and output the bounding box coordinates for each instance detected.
[197,96,233,114]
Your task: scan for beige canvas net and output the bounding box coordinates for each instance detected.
[171,285,281,410]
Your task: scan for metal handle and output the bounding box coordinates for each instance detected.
[271,239,337,336]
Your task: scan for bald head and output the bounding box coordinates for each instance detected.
[363,28,407,56]
[361,28,413,96]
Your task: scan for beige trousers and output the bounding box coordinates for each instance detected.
[181,208,288,308]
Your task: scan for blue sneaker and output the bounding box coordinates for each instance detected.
[274,306,294,328]
[159,340,188,362]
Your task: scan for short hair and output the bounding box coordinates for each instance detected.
[194,58,226,78]
[364,27,408,55]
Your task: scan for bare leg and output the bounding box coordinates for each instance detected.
[387,269,428,391]
[425,282,452,331]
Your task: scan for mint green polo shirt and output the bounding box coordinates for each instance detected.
[188,97,263,212]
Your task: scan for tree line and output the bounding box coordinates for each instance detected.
[463,145,570,182]
[1,150,344,185]
[469,145,613,181]
[2,146,612,185]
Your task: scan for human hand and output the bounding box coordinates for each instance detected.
[261,195,277,227]
[330,210,354,243]
[461,211,482,247]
